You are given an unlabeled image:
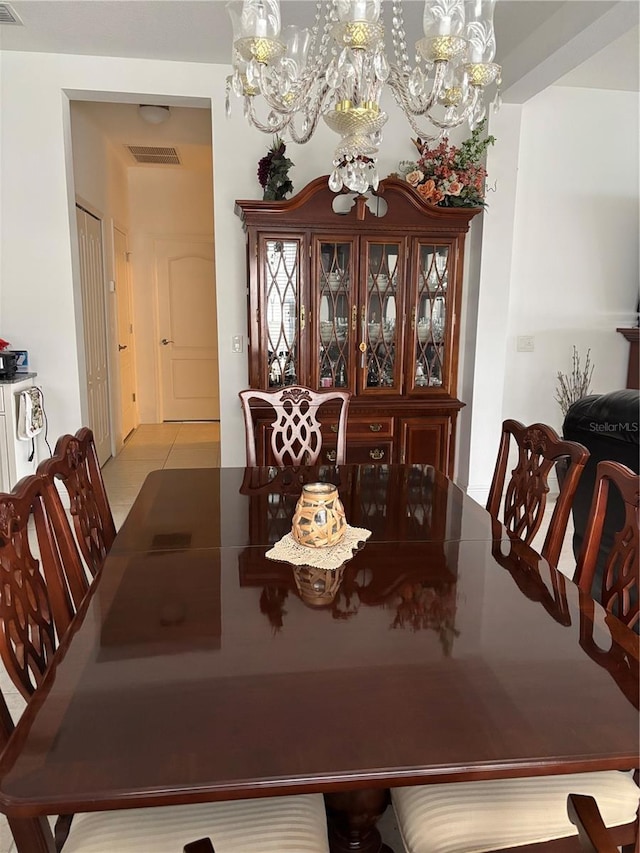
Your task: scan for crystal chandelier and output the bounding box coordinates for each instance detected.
[226,0,501,194]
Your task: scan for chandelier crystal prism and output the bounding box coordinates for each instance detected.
[226,0,501,193]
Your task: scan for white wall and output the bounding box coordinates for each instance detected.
[467,87,639,502]
[504,86,639,427]
[0,50,482,467]
[70,103,130,449]
[127,165,214,422]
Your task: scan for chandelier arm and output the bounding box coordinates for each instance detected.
[397,85,479,140]
[255,76,317,116]
[245,98,292,134]
[288,84,331,145]
[388,62,446,116]
[425,88,480,130]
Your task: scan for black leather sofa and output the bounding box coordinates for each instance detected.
[562,390,639,614]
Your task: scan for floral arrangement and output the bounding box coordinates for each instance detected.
[555,346,594,416]
[398,121,495,208]
[257,136,294,201]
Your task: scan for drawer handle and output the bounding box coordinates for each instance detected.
[330,424,339,433]
[369,449,385,460]
[326,450,337,462]
[369,423,383,432]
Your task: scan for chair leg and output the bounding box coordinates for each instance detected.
[54,814,74,851]
[184,840,216,853]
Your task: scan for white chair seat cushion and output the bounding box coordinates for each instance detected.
[63,793,329,853]
[391,770,639,853]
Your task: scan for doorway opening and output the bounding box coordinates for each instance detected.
[68,97,219,462]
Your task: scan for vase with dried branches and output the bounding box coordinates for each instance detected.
[555,346,595,417]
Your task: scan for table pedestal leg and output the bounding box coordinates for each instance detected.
[325,788,393,853]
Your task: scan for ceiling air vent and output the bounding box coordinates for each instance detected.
[126,145,181,166]
[0,3,23,24]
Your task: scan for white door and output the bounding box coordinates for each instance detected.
[155,240,219,421]
[76,206,111,464]
[114,227,137,439]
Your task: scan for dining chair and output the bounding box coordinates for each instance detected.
[568,793,639,853]
[38,427,117,577]
[390,510,639,853]
[0,484,331,853]
[239,386,351,466]
[573,460,639,633]
[487,419,589,567]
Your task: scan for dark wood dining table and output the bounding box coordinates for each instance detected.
[0,464,638,853]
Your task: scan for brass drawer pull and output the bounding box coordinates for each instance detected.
[326,449,337,462]
[330,424,338,433]
[369,423,383,432]
[369,449,384,460]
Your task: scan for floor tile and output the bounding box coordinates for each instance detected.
[102,462,161,494]
[113,444,170,462]
[102,459,162,479]
[102,480,152,506]
[4,692,26,726]
[176,422,220,443]
[0,669,18,698]
[163,448,218,469]
[127,423,181,441]
[111,505,131,531]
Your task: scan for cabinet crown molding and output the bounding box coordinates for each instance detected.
[236,176,482,233]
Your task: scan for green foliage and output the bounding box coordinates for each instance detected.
[257,136,294,201]
[456,121,496,170]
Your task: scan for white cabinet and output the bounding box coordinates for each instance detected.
[0,375,38,492]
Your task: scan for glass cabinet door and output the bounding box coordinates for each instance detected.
[261,237,302,388]
[409,242,451,391]
[360,239,404,393]
[313,238,355,390]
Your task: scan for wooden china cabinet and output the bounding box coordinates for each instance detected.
[235,176,481,475]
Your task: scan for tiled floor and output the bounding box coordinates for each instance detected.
[0,424,575,853]
[102,422,221,530]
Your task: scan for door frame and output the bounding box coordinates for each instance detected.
[152,234,219,423]
[112,222,138,443]
[73,195,116,461]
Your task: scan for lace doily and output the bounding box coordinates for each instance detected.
[266,524,372,570]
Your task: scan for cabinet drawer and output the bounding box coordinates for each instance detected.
[321,442,393,465]
[346,441,393,465]
[323,417,394,439]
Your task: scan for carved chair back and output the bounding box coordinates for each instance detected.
[0,475,86,850]
[39,428,116,578]
[487,420,589,568]
[0,476,67,698]
[575,461,639,632]
[239,386,350,467]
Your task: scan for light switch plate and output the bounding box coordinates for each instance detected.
[517,335,535,352]
[232,335,243,353]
